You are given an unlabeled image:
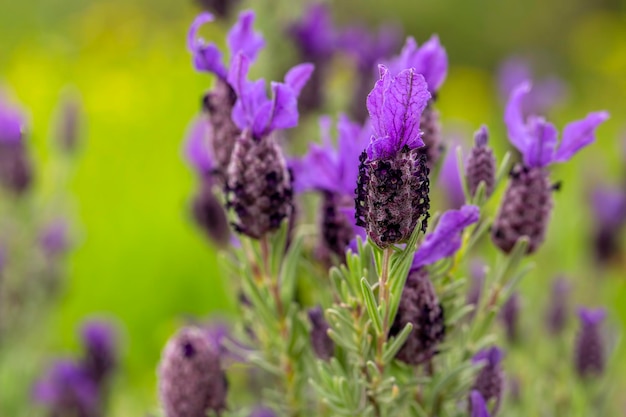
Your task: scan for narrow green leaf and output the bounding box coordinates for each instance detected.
[279,234,304,306]
[382,323,413,364]
[494,151,512,187]
[361,278,383,335]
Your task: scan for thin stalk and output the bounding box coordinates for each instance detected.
[376,248,393,370]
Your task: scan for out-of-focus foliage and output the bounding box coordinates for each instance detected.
[1,0,626,415]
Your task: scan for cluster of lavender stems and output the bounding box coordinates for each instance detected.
[156,2,618,417]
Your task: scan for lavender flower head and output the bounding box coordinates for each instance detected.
[546,276,570,335]
[308,306,334,360]
[472,346,505,413]
[196,0,240,19]
[501,292,520,343]
[225,53,313,238]
[293,115,368,258]
[438,140,465,209]
[469,390,491,417]
[355,65,431,248]
[492,82,609,254]
[575,307,607,378]
[33,360,99,417]
[392,205,479,365]
[81,320,117,386]
[590,185,626,263]
[39,219,70,258]
[249,406,277,417]
[466,125,496,198]
[185,117,215,180]
[0,94,32,194]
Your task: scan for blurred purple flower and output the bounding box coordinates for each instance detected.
[288,3,335,59]
[466,125,496,199]
[412,205,480,269]
[81,320,117,386]
[308,306,334,360]
[196,0,240,19]
[188,10,265,78]
[472,346,505,413]
[33,360,99,417]
[505,82,608,168]
[498,57,567,116]
[469,390,491,417]
[438,140,465,209]
[546,276,570,335]
[575,307,607,378]
[184,116,214,179]
[250,406,277,417]
[501,292,520,343]
[0,93,32,194]
[227,53,313,139]
[56,94,82,153]
[387,35,448,94]
[590,185,626,263]
[39,219,69,258]
[0,93,25,144]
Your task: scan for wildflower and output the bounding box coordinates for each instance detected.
[188,11,265,183]
[575,307,606,378]
[293,115,368,259]
[39,219,69,259]
[438,139,465,209]
[288,3,336,112]
[545,277,570,335]
[469,390,491,417]
[589,185,626,264]
[387,36,448,167]
[81,320,117,387]
[224,53,312,238]
[158,327,228,417]
[472,347,505,414]
[391,205,479,365]
[339,25,401,122]
[308,306,334,360]
[355,65,431,248]
[33,360,99,417]
[250,406,277,417]
[196,0,240,19]
[500,292,520,343]
[466,125,496,198]
[491,82,608,254]
[0,94,32,194]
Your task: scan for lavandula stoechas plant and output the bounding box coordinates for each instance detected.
[386,36,448,168]
[0,94,32,194]
[574,308,606,379]
[188,10,265,184]
[589,185,626,265]
[471,347,505,415]
[466,126,496,200]
[491,82,608,254]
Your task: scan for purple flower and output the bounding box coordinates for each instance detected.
[505,82,609,168]
[0,94,32,194]
[288,3,335,59]
[33,360,99,417]
[184,117,214,179]
[196,0,240,19]
[366,66,431,160]
[39,219,69,258]
[466,125,496,198]
[472,346,505,413]
[498,57,568,116]
[227,53,313,139]
[250,406,277,417]
[469,390,491,417]
[412,205,480,269]
[591,186,626,229]
[438,140,465,209]
[339,24,401,73]
[188,10,265,78]
[546,276,570,335]
[293,115,368,197]
[387,35,448,94]
[575,307,607,378]
[81,320,117,386]
[0,94,25,144]
[308,306,335,360]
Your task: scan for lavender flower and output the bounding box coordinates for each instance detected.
[575,307,606,378]
[288,3,335,112]
[355,66,431,248]
[391,206,479,365]
[590,185,626,264]
[308,306,334,360]
[55,94,81,153]
[387,36,448,167]
[158,327,228,417]
[472,347,505,414]
[469,390,491,417]
[491,82,608,254]
[249,406,277,417]
[187,11,265,182]
[39,219,69,259]
[196,0,240,19]
[339,25,401,122]
[545,277,570,335]
[224,53,313,238]
[33,360,99,417]
[81,320,117,387]
[438,140,465,209]
[293,115,368,258]
[500,292,520,343]
[0,94,32,194]
[466,126,496,198]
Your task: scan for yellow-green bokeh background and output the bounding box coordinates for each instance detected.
[2,0,626,415]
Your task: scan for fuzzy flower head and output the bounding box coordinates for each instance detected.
[288,3,335,59]
[81,320,117,385]
[411,205,480,269]
[575,307,607,378]
[0,94,25,144]
[293,115,368,196]
[188,10,265,78]
[227,53,313,140]
[184,117,214,179]
[387,36,448,94]
[505,82,609,168]
[366,65,431,161]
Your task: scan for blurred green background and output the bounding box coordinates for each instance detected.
[1,0,626,415]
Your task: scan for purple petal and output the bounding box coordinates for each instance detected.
[504,81,532,155]
[578,307,606,326]
[288,3,335,58]
[553,111,609,163]
[472,346,504,366]
[228,54,270,131]
[284,63,315,97]
[438,141,465,209]
[337,115,368,195]
[184,117,214,176]
[412,205,480,269]
[497,57,532,103]
[470,391,491,417]
[367,65,392,141]
[591,186,626,227]
[523,116,558,168]
[265,82,299,133]
[188,13,227,78]
[413,35,448,93]
[475,125,489,147]
[227,10,265,63]
[0,94,26,143]
[291,144,338,193]
[250,406,277,417]
[386,37,419,76]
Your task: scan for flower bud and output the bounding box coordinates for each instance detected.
[575,308,606,378]
[308,306,334,360]
[472,347,505,414]
[466,126,496,198]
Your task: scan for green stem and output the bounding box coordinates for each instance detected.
[376,248,393,370]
